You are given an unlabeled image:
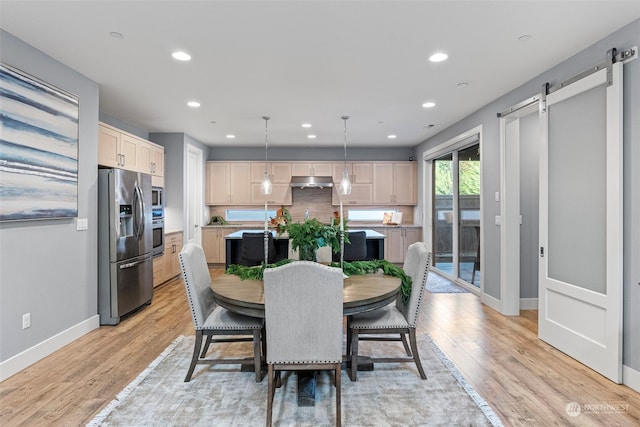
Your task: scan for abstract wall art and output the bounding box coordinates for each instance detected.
[0,63,79,221]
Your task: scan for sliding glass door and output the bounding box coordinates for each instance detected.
[431,143,481,287]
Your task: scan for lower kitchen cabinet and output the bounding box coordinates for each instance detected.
[152,231,183,287]
[202,227,241,264]
[385,227,422,264]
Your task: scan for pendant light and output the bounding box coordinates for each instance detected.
[261,116,273,195]
[339,115,352,195]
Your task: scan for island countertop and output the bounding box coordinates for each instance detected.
[224,229,386,239]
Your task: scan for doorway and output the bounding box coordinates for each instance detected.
[185,143,204,246]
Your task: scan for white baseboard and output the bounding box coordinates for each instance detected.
[0,315,99,382]
[482,292,502,312]
[623,364,640,393]
[520,298,538,310]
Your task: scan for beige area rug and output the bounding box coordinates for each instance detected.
[88,334,503,427]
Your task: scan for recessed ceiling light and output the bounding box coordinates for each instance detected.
[518,34,532,42]
[302,123,312,128]
[172,51,191,61]
[377,121,384,124]
[109,31,124,39]
[388,135,397,139]
[456,82,469,89]
[429,52,448,62]
[187,101,200,108]
[422,102,436,108]
[307,134,316,139]
[226,134,235,139]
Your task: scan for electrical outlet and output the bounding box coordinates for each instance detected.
[22,313,31,329]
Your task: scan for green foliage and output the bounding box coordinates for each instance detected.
[280,217,348,254]
[225,259,412,304]
[434,159,480,196]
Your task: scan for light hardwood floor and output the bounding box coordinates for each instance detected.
[1,269,639,426]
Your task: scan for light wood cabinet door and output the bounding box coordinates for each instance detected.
[394,163,416,204]
[206,162,230,204]
[164,232,183,281]
[136,140,152,175]
[251,162,291,183]
[120,134,139,171]
[352,162,373,183]
[251,183,292,205]
[152,256,165,288]
[201,228,219,263]
[229,163,251,204]
[292,162,332,176]
[373,163,395,204]
[98,124,121,168]
[150,143,164,177]
[332,183,373,206]
[385,227,422,263]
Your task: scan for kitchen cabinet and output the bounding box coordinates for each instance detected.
[98,123,138,170]
[331,184,373,206]
[205,162,251,205]
[202,227,241,264]
[163,232,183,281]
[153,231,183,286]
[372,162,417,205]
[251,183,292,205]
[98,122,165,187]
[385,227,421,263]
[291,162,332,177]
[250,162,292,183]
[332,162,372,183]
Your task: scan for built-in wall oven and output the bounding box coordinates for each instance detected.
[152,187,164,256]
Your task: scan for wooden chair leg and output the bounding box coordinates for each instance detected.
[253,329,263,382]
[346,317,352,356]
[335,363,342,426]
[408,328,427,379]
[185,330,203,382]
[349,329,359,381]
[200,334,213,357]
[266,365,275,427]
[400,333,412,356]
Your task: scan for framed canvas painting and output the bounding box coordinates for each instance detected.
[0,63,79,221]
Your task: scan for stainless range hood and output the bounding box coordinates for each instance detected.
[290,176,334,189]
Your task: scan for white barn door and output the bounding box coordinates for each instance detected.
[538,61,623,382]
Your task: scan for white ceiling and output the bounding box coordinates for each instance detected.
[1,1,639,148]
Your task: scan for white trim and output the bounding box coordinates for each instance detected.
[546,68,606,106]
[422,125,482,161]
[623,365,640,393]
[520,298,538,310]
[0,315,99,381]
[481,292,502,312]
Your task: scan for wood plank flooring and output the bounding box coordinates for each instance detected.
[1,268,639,426]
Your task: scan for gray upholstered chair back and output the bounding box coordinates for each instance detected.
[395,242,431,327]
[263,261,344,364]
[179,243,216,330]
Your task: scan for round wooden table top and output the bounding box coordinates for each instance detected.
[211,271,401,318]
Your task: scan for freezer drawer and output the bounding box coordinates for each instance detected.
[99,254,153,325]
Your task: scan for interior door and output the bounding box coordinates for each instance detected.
[538,62,623,382]
[186,144,204,246]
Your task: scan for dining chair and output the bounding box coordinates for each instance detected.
[263,261,344,427]
[179,242,264,382]
[347,241,431,381]
[332,230,367,262]
[240,232,276,266]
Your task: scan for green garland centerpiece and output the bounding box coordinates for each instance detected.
[281,217,347,261]
[225,259,412,303]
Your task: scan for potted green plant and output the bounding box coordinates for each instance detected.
[281,217,347,261]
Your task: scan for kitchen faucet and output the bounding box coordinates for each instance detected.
[305,209,309,220]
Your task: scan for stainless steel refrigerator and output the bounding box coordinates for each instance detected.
[98,168,153,325]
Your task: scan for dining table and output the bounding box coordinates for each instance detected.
[210,270,401,406]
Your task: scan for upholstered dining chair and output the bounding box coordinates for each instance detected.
[347,241,431,381]
[332,230,367,262]
[240,232,276,266]
[179,242,264,382]
[263,261,344,427]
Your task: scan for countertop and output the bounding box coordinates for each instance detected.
[202,223,421,229]
[225,229,386,239]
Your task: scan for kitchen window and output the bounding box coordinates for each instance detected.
[226,209,277,222]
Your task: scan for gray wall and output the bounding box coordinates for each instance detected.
[0,31,99,362]
[413,19,640,371]
[209,146,414,161]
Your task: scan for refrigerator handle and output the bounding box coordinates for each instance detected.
[134,184,146,239]
[119,258,148,269]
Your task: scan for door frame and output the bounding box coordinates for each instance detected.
[184,143,204,246]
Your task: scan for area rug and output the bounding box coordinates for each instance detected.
[87,334,502,427]
[426,272,470,293]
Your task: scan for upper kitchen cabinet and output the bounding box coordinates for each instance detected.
[332,162,372,184]
[205,162,251,205]
[98,123,138,170]
[250,183,292,205]
[372,162,417,205]
[291,162,333,177]
[250,162,292,183]
[331,184,373,206]
[98,122,165,186]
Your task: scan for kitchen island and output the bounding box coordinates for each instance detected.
[224,229,386,268]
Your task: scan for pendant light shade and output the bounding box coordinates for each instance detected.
[339,115,352,195]
[261,116,273,195]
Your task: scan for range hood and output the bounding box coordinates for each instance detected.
[290,176,334,189]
